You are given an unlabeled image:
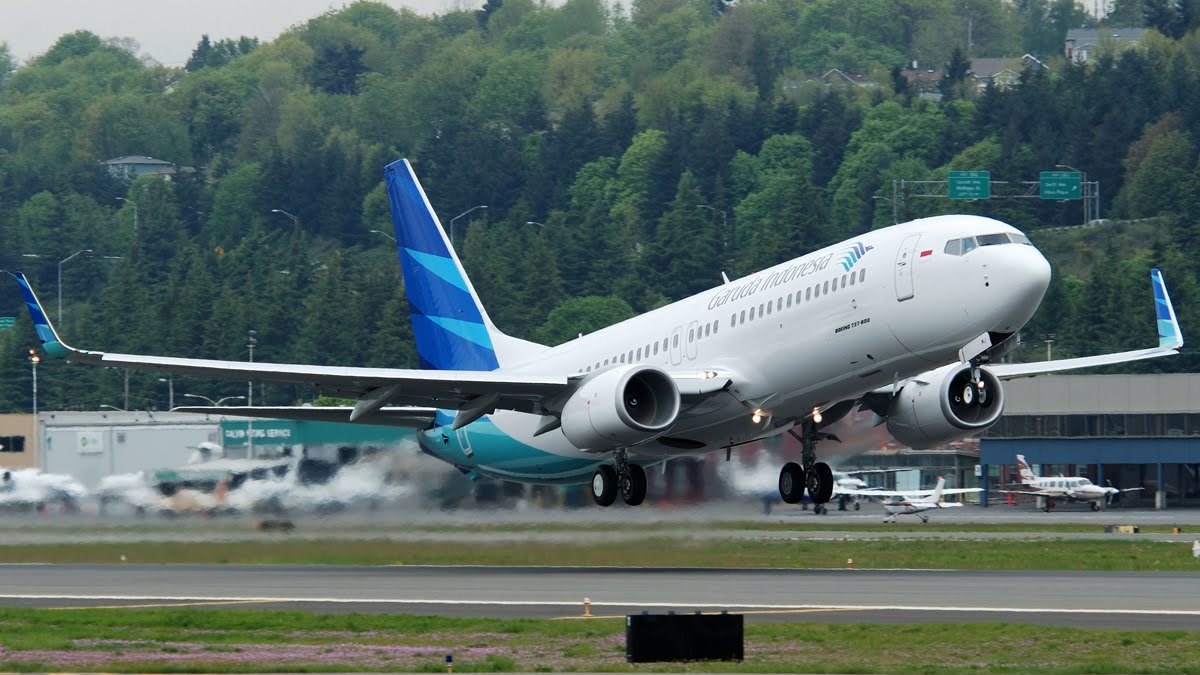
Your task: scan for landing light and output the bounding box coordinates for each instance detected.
[699,370,718,380]
[976,380,985,389]
[751,409,766,424]
[812,408,823,424]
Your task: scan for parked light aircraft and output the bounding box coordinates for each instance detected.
[839,476,980,522]
[999,454,1142,511]
[12,158,1185,510]
[0,468,86,513]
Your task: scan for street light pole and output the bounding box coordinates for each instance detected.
[116,197,137,234]
[182,393,245,407]
[1055,164,1089,226]
[57,249,92,325]
[270,209,300,227]
[28,348,38,418]
[247,329,256,459]
[449,205,487,249]
[369,229,397,243]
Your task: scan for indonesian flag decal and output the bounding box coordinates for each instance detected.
[919,249,933,257]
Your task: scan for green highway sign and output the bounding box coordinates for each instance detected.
[0,317,14,331]
[1040,171,1082,199]
[948,171,991,199]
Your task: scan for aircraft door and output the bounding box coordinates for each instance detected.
[894,234,922,301]
[669,326,683,365]
[685,320,699,360]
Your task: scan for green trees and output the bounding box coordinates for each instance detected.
[5,0,1200,412]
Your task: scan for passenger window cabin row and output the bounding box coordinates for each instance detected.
[730,267,867,328]
[575,266,867,374]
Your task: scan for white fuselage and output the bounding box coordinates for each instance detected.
[418,214,1052,483]
[1022,477,1115,502]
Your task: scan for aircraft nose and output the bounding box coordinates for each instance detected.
[989,243,1052,333]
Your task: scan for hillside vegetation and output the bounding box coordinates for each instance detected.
[1,0,1198,412]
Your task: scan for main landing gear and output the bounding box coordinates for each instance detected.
[590,449,647,507]
[778,421,838,509]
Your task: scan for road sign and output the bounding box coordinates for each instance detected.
[948,171,990,199]
[0,317,14,331]
[1040,171,1081,199]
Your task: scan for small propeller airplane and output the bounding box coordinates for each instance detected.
[838,476,981,522]
[997,454,1142,511]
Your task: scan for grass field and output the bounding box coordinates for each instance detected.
[0,536,1195,571]
[0,607,1196,673]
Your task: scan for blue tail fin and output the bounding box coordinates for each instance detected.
[13,272,72,358]
[383,159,544,371]
[1151,268,1184,350]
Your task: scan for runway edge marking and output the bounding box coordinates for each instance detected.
[2,595,1200,616]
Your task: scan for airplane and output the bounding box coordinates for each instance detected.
[97,448,408,517]
[998,454,1142,511]
[0,467,86,513]
[11,157,1185,511]
[838,476,981,522]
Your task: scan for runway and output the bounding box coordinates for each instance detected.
[1,564,1198,630]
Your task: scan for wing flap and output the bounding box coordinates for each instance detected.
[172,406,438,429]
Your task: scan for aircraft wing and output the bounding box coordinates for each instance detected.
[838,487,982,497]
[988,268,1183,379]
[15,272,566,417]
[994,489,1049,496]
[172,406,439,429]
[14,272,730,425]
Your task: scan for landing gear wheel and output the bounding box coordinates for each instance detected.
[807,462,835,504]
[853,501,861,511]
[622,464,647,506]
[591,465,617,507]
[779,462,805,504]
[1090,501,1101,512]
[814,504,827,515]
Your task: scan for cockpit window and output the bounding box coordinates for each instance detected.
[977,233,1010,246]
[961,237,977,254]
[1010,233,1032,245]
[944,239,962,255]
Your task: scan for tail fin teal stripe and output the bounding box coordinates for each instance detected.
[383,159,499,371]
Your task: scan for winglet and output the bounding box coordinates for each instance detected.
[13,272,73,359]
[1151,268,1183,350]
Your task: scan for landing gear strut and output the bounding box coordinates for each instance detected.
[779,421,838,506]
[590,449,647,507]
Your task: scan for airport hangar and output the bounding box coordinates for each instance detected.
[977,373,1200,508]
[0,373,1197,506]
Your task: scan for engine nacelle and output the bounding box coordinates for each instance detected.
[886,364,1005,449]
[560,365,681,450]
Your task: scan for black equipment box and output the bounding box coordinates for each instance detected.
[625,612,743,663]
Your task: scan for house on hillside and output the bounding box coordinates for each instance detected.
[970,54,1047,90]
[101,156,194,181]
[1065,28,1146,63]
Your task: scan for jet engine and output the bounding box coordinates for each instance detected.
[886,363,1004,449]
[560,365,681,450]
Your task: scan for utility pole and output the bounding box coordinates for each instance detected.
[29,349,39,469]
[247,329,256,459]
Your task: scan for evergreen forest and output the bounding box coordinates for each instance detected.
[1,0,1199,413]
